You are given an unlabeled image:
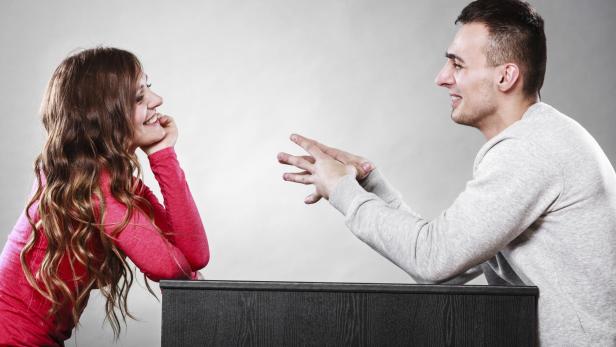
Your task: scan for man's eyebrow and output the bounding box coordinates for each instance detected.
[445,52,465,64]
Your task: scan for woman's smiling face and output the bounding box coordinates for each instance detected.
[131,73,164,150]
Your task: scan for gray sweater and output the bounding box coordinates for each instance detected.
[329,102,616,346]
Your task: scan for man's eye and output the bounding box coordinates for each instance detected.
[146,83,152,88]
[454,63,462,70]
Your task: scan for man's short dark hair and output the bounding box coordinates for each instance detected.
[456,0,546,97]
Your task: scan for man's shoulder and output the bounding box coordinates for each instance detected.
[474,103,588,168]
[473,136,550,173]
[507,102,589,142]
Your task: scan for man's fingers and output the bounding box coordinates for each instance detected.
[316,142,346,162]
[277,152,314,171]
[315,143,375,179]
[357,161,375,179]
[302,155,316,164]
[278,154,315,166]
[314,142,375,179]
[282,171,313,185]
[304,192,322,204]
[301,137,374,178]
[290,134,326,159]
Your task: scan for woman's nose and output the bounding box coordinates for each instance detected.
[149,91,163,109]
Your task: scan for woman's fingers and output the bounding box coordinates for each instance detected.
[157,114,174,128]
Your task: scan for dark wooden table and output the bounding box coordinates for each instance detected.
[160,280,538,346]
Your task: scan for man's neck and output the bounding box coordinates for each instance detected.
[479,96,538,140]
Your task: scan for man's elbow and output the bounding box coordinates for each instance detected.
[412,261,461,284]
[414,271,451,284]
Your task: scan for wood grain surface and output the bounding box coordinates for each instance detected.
[161,280,538,346]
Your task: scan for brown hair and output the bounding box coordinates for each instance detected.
[456,0,547,97]
[21,47,155,337]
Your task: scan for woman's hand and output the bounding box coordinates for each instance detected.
[141,115,178,155]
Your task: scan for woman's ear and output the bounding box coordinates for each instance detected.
[496,63,521,93]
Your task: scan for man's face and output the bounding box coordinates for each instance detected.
[435,23,498,128]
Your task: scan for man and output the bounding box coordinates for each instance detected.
[277,0,616,345]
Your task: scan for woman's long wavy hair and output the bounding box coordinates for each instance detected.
[20,47,155,337]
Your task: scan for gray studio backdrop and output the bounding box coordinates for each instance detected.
[1,0,614,345]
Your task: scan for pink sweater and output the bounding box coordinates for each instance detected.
[0,147,209,346]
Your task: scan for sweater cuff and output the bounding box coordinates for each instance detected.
[358,168,402,204]
[359,168,384,190]
[329,174,366,216]
[147,146,176,163]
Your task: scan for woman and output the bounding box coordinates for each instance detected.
[0,47,209,345]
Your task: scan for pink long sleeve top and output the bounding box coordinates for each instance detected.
[0,147,209,346]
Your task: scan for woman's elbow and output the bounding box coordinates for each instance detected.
[190,250,210,271]
[144,266,193,282]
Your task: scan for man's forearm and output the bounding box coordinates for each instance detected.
[330,175,460,283]
[359,169,413,212]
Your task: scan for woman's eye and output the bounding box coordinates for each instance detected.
[136,95,144,103]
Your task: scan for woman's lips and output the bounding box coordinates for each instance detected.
[143,113,159,125]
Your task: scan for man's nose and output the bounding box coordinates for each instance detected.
[435,63,454,88]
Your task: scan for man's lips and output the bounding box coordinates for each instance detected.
[450,94,462,107]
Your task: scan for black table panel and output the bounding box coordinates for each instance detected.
[160,280,538,347]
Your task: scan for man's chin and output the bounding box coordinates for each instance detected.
[450,109,475,127]
[450,109,462,123]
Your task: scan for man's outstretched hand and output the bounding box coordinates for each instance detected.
[277,134,375,204]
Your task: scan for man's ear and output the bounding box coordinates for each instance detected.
[495,63,520,93]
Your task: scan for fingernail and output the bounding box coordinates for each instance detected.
[290,134,297,141]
